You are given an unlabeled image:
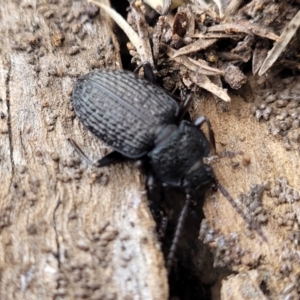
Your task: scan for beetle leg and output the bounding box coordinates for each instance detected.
[193,116,217,155]
[134,62,156,83]
[93,151,126,167]
[176,94,193,121]
[149,196,168,240]
[166,193,191,273]
[69,138,125,167]
[68,138,94,165]
[146,172,156,190]
[158,215,168,239]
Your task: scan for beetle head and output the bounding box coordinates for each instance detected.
[182,160,217,192]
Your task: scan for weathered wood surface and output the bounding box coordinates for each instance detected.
[1,0,300,299]
[196,91,300,299]
[0,1,167,299]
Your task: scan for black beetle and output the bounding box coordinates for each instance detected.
[72,69,216,190]
[71,68,266,270]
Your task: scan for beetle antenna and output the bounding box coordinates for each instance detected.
[166,193,191,273]
[217,182,267,242]
[217,150,243,158]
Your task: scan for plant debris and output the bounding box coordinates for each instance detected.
[258,10,300,76]
[91,0,299,105]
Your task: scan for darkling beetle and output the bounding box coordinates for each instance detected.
[70,68,266,271]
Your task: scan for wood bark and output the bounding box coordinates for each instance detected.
[0,1,168,299]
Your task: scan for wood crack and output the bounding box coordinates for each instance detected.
[5,60,14,188]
